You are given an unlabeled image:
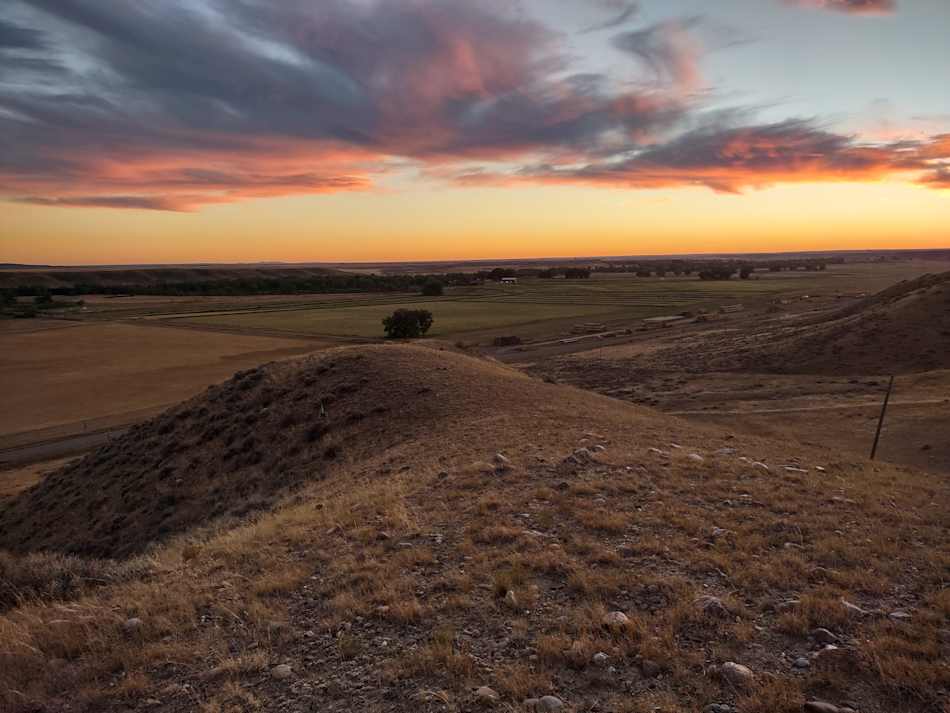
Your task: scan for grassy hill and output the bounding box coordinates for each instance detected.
[1,345,947,712]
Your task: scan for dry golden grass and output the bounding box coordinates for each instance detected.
[0,344,947,712]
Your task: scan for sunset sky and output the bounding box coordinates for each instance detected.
[1,0,949,264]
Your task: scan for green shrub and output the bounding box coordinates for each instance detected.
[382,309,434,339]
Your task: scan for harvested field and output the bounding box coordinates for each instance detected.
[0,322,325,438]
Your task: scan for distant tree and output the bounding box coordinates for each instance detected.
[698,266,736,281]
[421,279,444,296]
[537,268,557,279]
[382,309,434,339]
[739,265,753,279]
[563,267,591,279]
[635,269,652,278]
[33,292,54,308]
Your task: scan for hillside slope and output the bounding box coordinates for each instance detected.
[554,271,950,377]
[1,345,947,713]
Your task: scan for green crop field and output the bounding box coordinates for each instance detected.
[165,262,943,339]
[179,299,627,338]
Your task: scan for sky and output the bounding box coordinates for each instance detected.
[1,0,948,264]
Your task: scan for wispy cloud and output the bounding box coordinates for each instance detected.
[782,0,896,16]
[0,0,938,213]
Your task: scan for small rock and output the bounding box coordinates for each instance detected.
[688,453,704,463]
[803,702,842,713]
[493,453,510,465]
[841,599,870,617]
[538,695,564,711]
[603,611,630,627]
[811,628,839,645]
[793,657,811,669]
[715,447,737,456]
[271,664,293,680]
[889,610,912,621]
[592,652,609,667]
[504,590,518,609]
[695,595,731,619]
[590,444,606,453]
[703,706,737,713]
[640,658,662,677]
[143,700,161,708]
[720,661,755,688]
[475,686,499,704]
[751,461,770,471]
[709,527,729,540]
[122,617,143,634]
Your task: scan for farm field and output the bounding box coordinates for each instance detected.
[157,261,941,339]
[0,322,323,440]
[177,299,631,337]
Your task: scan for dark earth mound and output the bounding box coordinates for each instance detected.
[0,345,527,558]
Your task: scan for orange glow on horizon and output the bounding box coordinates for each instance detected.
[3,179,948,265]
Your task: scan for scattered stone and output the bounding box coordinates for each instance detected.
[889,610,912,621]
[592,652,609,667]
[793,656,811,669]
[784,466,808,473]
[810,628,839,645]
[715,448,737,456]
[704,705,737,713]
[695,595,731,619]
[493,453,510,465]
[751,461,770,472]
[475,686,500,704]
[776,599,801,612]
[590,444,606,453]
[719,662,755,688]
[122,617,143,634]
[504,590,519,609]
[803,702,844,713]
[143,699,162,707]
[537,695,565,711]
[709,527,730,540]
[271,664,293,680]
[688,453,705,463]
[815,466,826,472]
[841,599,870,617]
[603,611,630,627]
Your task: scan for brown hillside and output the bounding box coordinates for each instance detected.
[765,271,950,374]
[611,271,950,376]
[1,346,947,713]
[0,345,552,558]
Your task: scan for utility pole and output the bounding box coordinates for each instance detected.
[870,375,895,460]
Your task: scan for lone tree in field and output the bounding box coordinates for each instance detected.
[739,265,753,279]
[382,309,434,339]
[421,279,444,296]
